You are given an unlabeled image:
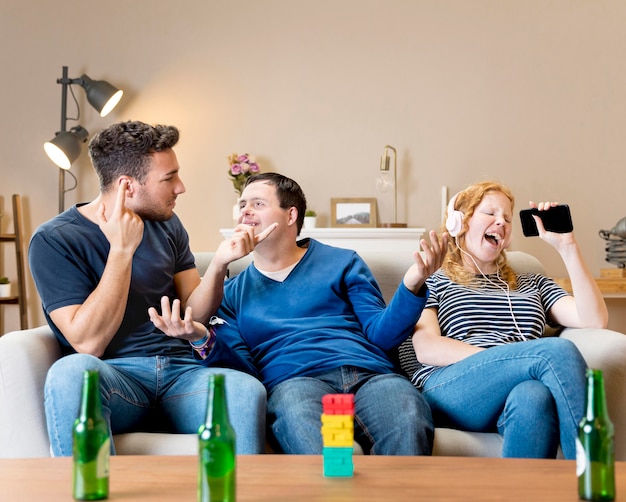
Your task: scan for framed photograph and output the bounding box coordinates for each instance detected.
[330,198,378,228]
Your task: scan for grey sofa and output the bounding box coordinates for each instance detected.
[2,250,625,459]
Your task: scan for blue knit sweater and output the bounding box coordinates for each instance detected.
[207,239,429,390]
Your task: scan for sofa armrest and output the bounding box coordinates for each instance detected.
[193,252,214,277]
[560,328,626,460]
[0,326,60,458]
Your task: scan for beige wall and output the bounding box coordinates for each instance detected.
[1,1,625,332]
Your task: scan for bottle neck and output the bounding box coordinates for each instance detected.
[584,368,609,420]
[204,374,230,426]
[79,370,104,421]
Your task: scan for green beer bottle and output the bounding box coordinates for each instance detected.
[198,374,236,502]
[577,368,615,501]
[72,369,110,501]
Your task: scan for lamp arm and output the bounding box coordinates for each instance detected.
[57,66,70,133]
[58,67,70,213]
[55,67,89,212]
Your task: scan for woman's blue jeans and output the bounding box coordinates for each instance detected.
[267,366,433,455]
[44,354,267,456]
[420,337,586,459]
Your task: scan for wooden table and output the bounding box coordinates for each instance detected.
[0,454,622,501]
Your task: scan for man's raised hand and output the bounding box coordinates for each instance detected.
[148,295,205,342]
[96,179,144,253]
[403,230,449,294]
[215,222,279,266]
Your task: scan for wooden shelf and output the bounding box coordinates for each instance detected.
[554,276,626,299]
[0,195,28,330]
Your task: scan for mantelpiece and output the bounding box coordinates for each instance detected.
[219,227,426,255]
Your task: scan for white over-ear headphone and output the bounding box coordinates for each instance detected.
[445,192,464,237]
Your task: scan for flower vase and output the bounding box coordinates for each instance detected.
[232,201,240,222]
[0,283,11,297]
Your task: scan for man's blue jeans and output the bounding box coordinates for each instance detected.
[44,354,267,456]
[420,337,586,459]
[267,366,433,455]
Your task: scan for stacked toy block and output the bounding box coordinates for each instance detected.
[321,393,354,477]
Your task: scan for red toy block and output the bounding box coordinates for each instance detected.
[322,394,355,415]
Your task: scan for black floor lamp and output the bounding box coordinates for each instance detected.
[44,66,124,213]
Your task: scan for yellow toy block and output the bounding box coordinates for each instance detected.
[321,414,353,430]
[321,430,353,447]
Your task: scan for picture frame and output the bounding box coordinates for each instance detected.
[330,198,378,228]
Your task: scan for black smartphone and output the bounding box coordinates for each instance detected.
[519,205,573,237]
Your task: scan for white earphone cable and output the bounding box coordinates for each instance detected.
[456,238,526,340]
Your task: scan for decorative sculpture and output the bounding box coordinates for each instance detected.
[599,217,626,268]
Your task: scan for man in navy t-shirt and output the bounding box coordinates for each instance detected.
[29,120,273,456]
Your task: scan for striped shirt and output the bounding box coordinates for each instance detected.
[399,270,568,390]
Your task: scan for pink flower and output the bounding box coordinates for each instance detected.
[227,152,262,195]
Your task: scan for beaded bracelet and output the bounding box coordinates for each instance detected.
[189,326,216,359]
[190,331,209,347]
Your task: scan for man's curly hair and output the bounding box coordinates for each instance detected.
[88,120,179,190]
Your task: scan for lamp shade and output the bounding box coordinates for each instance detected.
[79,74,124,117]
[43,126,89,169]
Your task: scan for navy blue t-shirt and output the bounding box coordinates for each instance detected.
[29,204,196,359]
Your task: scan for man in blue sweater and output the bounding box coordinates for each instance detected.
[203,172,448,455]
